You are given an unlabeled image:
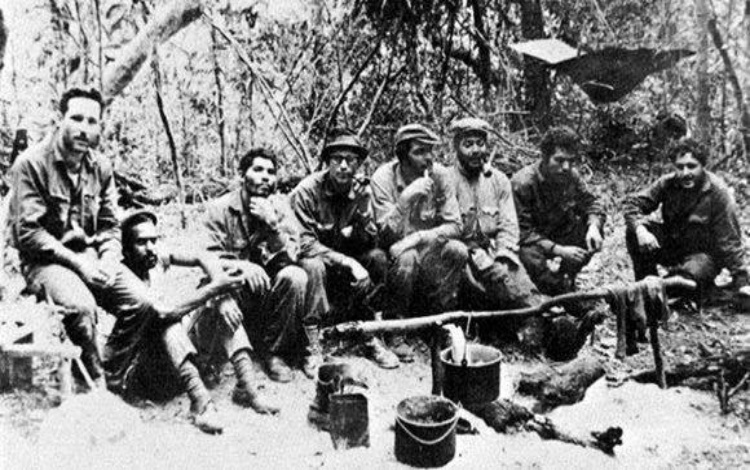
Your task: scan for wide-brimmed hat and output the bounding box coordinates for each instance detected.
[322,132,368,161]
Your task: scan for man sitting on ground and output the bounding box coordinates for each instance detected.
[105,211,277,435]
[448,117,548,347]
[370,124,467,361]
[624,137,750,303]
[511,126,606,296]
[201,148,309,382]
[290,129,399,371]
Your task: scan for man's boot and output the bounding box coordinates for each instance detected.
[231,350,280,415]
[302,324,323,379]
[364,336,399,369]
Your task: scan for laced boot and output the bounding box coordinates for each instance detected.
[364,335,399,369]
[231,351,280,415]
[302,324,323,379]
[191,401,224,435]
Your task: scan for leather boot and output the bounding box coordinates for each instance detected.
[302,324,323,379]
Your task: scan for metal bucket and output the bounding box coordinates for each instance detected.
[395,395,459,468]
[329,393,370,450]
[440,343,502,406]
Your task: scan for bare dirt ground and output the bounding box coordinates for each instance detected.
[2,198,750,469]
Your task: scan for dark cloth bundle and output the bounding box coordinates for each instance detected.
[606,276,669,359]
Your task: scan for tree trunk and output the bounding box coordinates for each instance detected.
[102,0,202,101]
[518,0,550,131]
[695,0,711,144]
[0,8,7,74]
[470,0,493,111]
[210,28,227,177]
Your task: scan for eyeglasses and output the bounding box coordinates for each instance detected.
[328,154,362,166]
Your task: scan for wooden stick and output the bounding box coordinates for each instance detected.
[430,328,444,396]
[325,277,696,338]
[649,319,667,389]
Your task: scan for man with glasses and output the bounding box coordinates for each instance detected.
[290,129,399,373]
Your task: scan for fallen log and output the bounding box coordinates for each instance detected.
[517,356,605,412]
[467,399,623,455]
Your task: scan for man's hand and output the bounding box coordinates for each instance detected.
[248,197,280,229]
[585,225,603,252]
[241,262,271,293]
[216,296,243,332]
[207,272,245,296]
[554,245,589,265]
[343,257,370,288]
[398,171,433,207]
[635,225,660,253]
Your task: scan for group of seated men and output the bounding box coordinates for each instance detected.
[7,87,750,434]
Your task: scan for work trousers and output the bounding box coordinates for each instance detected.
[229,261,308,358]
[24,259,150,381]
[625,221,717,291]
[384,239,469,319]
[518,221,590,296]
[299,248,388,326]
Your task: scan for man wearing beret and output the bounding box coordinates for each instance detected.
[290,128,399,372]
[624,137,750,303]
[448,117,545,319]
[201,148,309,383]
[105,210,277,435]
[370,124,467,360]
[511,126,605,296]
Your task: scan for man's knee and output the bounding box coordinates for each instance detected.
[360,248,388,281]
[276,265,308,292]
[518,244,547,275]
[442,239,469,264]
[162,322,197,368]
[674,253,716,286]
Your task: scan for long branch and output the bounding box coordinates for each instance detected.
[325,277,696,337]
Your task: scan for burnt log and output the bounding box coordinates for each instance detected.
[631,348,750,387]
[517,356,606,412]
[467,399,622,455]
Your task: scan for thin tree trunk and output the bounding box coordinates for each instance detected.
[695,0,711,143]
[94,0,103,93]
[210,28,227,177]
[518,0,550,131]
[707,16,750,159]
[151,52,187,229]
[470,0,493,111]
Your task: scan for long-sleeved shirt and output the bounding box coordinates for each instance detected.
[449,164,519,262]
[10,132,121,265]
[511,161,605,253]
[370,160,462,247]
[201,187,300,268]
[624,171,747,276]
[289,170,378,267]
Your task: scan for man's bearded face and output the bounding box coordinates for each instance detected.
[455,132,488,175]
[125,221,159,271]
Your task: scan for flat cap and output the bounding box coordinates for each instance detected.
[121,209,158,229]
[394,123,441,147]
[322,132,368,160]
[449,117,491,138]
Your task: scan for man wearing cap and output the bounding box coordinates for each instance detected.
[624,137,750,302]
[105,210,278,435]
[201,148,309,383]
[511,126,605,295]
[290,128,399,371]
[448,117,546,318]
[370,124,467,359]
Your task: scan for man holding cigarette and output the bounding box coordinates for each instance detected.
[370,124,467,361]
